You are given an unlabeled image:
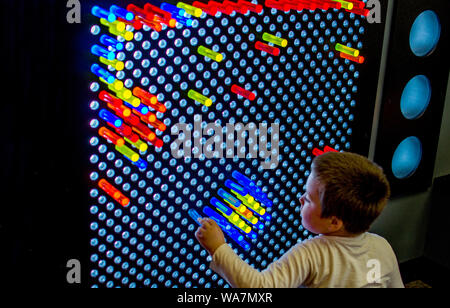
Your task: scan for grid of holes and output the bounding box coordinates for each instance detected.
[87,3,366,288]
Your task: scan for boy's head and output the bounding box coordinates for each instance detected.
[300,152,390,235]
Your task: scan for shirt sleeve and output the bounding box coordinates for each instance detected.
[210,241,313,288]
[388,262,404,288]
[376,235,405,288]
[385,246,404,288]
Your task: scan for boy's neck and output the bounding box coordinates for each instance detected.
[322,229,362,237]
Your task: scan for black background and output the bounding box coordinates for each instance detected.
[2,0,89,287]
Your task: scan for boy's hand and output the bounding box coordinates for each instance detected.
[195,218,226,256]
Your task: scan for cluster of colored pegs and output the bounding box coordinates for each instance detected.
[264,0,367,13]
[190,0,263,16]
[126,3,174,31]
[196,171,272,250]
[99,126,125,147]
[204,206,251,251]
[264,0,331,12]
[133,87,167,113]
[156,3,191,27]
[266,0,369,16]
[90,6,134,90]
[254,32,288,57]
[339,0,369,17]
[96,85,169,168]
[232,171,272,208]
[98,13,134,41]
[335,43,365,63]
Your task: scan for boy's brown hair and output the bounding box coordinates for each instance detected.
[311,152,391,234]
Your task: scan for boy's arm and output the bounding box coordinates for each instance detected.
[386,248,405,288]
[388,265,405,288]
[195,217,313,288]
[376,235,405,288]
[211,241,313,288]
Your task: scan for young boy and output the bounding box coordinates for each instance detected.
[195,152,404,288]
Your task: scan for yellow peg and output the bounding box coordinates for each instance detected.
[188,89,213,107]
[335,43,360,57]
[99,57,125,71]
[332,0,354,10]
[177,2,203,17]
[125,137,149,152]
[197,45,223,62]
[262,32,288,47]
[115,145,139,162]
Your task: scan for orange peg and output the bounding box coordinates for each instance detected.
[98,179,130,207]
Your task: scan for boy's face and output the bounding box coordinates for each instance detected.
[300,171,336,235]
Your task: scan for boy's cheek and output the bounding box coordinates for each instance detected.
[301,209,312,228]
[300,205,307,218]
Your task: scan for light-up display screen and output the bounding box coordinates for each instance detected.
[85,0,383,288]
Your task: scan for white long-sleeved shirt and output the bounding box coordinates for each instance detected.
[210,232,404,288]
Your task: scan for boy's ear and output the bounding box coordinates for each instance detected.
[328,216,344,232]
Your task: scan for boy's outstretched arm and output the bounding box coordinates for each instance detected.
[195,218,312,288]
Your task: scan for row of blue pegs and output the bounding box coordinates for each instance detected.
[92,5,134,23]
[232,171,273,208]
[90,5,132,84]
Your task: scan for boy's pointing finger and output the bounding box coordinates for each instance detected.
[199,217,213,227]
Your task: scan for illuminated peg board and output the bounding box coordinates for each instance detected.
[86,0,386,287]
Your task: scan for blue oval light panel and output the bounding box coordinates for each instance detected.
[400,75,431,120]
[391,136,422,179]
[409,10,441,57]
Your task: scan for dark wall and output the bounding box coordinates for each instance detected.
[425,175,450,269]
[2,0,88,286]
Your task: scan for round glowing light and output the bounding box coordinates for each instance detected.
[400,75,431,120]
[409,10,441,57]
[391,136,422,179]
